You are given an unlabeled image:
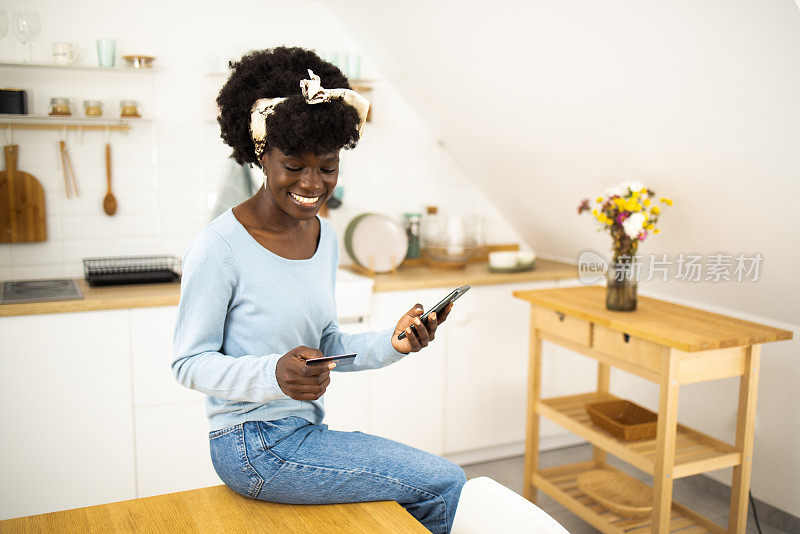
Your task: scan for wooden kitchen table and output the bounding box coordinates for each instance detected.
[0,484,429,533]
[513,285,792,534]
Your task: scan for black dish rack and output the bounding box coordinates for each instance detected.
[83,256,182,286]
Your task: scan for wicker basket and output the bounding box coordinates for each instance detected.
[585,399,657,441]
[576,469,653,519]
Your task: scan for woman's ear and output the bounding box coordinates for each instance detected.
[259,148,271,171]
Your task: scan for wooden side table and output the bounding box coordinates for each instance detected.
[513,285,792,534]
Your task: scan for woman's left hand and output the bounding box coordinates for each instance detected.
[391,301,454,354]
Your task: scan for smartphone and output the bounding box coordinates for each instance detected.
[397,285,471,340]
[305,353,357,366]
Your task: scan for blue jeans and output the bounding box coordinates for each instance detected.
[209,416,466,534]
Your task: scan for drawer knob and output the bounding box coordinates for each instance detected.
[556,311,566,322]
[623,333,631,343]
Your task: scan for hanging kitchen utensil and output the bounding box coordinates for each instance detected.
[58,139,79,198]
[103,142,117,215]
[59,140,71,197]
[0,144,47,242]
[63,140,79,197]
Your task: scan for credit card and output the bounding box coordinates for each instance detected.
[305,353,357,365]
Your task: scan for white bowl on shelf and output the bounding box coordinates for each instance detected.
[488,251,518,269]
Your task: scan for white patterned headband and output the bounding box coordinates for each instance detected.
[249,69,370,159]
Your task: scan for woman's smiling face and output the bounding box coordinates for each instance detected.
[260,147,340,220]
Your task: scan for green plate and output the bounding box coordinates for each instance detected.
[344,213,372,266]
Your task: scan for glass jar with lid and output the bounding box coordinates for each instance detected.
[404,212,422,259]
[120,100,140,118]
[48,97,72,116]
[83,100,103,117]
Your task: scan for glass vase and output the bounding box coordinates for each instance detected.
[606,260,638,311]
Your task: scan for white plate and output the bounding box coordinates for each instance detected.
[350,214,408,273]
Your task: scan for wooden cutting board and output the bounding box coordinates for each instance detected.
[0,144,47,243]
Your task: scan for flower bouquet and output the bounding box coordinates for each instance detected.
[578,181,673,311]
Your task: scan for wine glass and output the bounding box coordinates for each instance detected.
[12,10,41,63]
[0,10,8,58]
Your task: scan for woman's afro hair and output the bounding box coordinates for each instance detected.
[217,46,361,165]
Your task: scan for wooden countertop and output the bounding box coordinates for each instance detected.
[513,285,793,352]
[0,278,181,318]
[344,258,578,292]
[0,484,429,533]
[0,259,577,317]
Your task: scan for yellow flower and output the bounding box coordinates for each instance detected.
[626,199,642,212]
[614,197,640,211]
[640,188,648,194]
[651,206,661,215]
[654,228,660,234]
[596,196,603,203]
[664,198,673,206]
[643,198,650,206]
[646,223,655,230]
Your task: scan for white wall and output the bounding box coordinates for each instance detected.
[0,0,523,280]
[327,0,800,517]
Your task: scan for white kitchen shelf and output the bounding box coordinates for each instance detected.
[0,61,160,73]
[0,114,151,132]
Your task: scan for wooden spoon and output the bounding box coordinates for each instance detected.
[103,143,117,215]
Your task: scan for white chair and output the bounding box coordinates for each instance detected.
[451,476,570,534]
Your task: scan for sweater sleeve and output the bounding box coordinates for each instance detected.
[171,228,289,402]
[320,322,407,372]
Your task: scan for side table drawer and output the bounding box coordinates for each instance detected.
[593,324,664,372]
[534,308,592,347]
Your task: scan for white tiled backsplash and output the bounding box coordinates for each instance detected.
[0,0,525,281]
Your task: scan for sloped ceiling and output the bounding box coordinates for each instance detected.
[327,0,800,325]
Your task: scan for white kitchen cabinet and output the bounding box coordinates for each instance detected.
[322,318,374,433]
[322,368,374,432]
[443,281,560,454]
[367,288,447,455]
[130,305,220,497]
[130,305,202,407]
[0,310,136,520]
[134,402,221,498]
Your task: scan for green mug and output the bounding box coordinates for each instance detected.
[96,39,116,68]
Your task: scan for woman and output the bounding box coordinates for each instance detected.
[172,47,465,534]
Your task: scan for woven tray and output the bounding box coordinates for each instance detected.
[576,469,653,519]
[585,399,657,441]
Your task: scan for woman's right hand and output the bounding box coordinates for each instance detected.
[275,346,334,401]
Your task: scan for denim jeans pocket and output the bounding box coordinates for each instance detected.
[209,424,264,498]
[256,416,312,450]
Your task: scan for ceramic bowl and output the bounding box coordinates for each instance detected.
[489,251,518,269]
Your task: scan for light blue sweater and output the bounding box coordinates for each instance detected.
[172,208,407,431]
